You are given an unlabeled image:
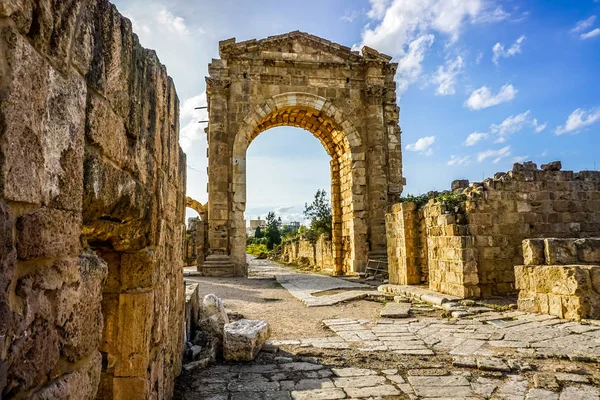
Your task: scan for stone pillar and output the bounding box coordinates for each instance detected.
[330,159,343,274]
[386,203,421,284]
[364,72,389,255]
[203,77,236,276]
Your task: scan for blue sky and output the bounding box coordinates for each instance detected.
[112,0,600,224]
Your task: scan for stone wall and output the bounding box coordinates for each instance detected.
[282,235,334,271]
[185,217,206,267]
[385,162,600,299]
[515,238,600,320]
[0,1,186,399]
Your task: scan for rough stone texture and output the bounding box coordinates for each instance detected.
[0,1,186,398]
[199,294,230,340]
[203,32,403,277]
[386,163,600,298]
[223,319,271,361]
[516,239,600,320]
[184,216,206,267]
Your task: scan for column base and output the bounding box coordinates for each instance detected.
[199,255,236,277]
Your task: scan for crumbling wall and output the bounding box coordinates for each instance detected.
[515,238,600,320]
[385,162,600,299]
[464,162,600,296]
[282,235,334,270]
[0,1,186,399]
[185,217,205,266]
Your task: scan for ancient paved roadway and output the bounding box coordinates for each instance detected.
[178,257,600,400]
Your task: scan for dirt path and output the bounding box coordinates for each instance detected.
[183,256,384,339]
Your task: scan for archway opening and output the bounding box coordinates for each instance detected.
[245,126,332,267]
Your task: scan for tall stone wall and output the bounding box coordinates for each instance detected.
[0,1,186,399]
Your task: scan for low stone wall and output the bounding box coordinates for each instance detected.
[0,1,186,398]
[281,235,334,271]
[515,238,600,320]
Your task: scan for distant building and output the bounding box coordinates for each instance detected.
[247,218,266,237]
[282,221,300,231]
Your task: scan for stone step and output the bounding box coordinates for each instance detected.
[199,262,235,277]
[378,284,462,305]
[380,302,411,318]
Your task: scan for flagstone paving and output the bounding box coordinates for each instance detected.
[177,257,600,399]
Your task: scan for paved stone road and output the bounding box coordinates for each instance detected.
[178,258,600,399]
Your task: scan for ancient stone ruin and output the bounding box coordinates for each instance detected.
[201,32,404,277]
[2,0,600,399]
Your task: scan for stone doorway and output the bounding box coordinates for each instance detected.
[202,32,404,277]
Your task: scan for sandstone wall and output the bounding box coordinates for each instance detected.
[516,238,600,320]
[184,217,206,267]
[0,1,186,399]
[464,162,600,296]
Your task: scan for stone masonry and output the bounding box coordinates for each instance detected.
[282,234,335,272]
[203,32,404,277]
[386,162,600,299]
[516,238,600,320]
[0,1,186,399]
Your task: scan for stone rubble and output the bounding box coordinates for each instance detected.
[223,319,272,362]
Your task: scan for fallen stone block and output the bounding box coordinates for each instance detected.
[223,319,271,361]
[380,302,411,318]
[199,294,230,340]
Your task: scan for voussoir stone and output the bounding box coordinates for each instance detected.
[223,319,271,361]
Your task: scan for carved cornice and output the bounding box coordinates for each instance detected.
[206,77,231,95]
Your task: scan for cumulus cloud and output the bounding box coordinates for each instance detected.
[157,9,190,36]
[464,132,488,146]
[406,136,436,155]
[275,205,295,214]
[359,0,509,94]
[465,83,517,110]
[179,93,208,151]
[555,108,600,135]
[432,56,464,96]
[447,155,471,166]
[571,16,597,33]
[532,118,547,133]
[477,146,511,163]
[492,35,525,64]
[490,111,532,142]
[581,28,600,40]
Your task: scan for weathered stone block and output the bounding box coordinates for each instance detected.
[575,238,600,264]
[523,239,545,265]
[544,239,577,265]
[16,208,81,260]
[223,319,271,361]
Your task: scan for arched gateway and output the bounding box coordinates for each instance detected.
[202,31,404,277]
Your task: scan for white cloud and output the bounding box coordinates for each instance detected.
[512,155,529,163]
[179,93,208,150]
[406,135,436,155]
[156,9,189,36]
[359,0,509,94]
[396,35,435,93]
[472,6,510,24]
[432,56,464,95]
[490,110,531,142]
[341,9,360,22]
[571,16,597,33]
[447,155,471,166]
[475,52,483,64]
[555,108,600,135]
[492,35,525,64]
[275,205,295,214]
[465,83,517,110]
[464,132,488,146]
[581,28,600,39]
[477,146,511,163]
[532,118,547,133]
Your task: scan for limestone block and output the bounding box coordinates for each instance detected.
[575,238,600,264]
[16,208,81,260]
[523,239,545,265]
[223,319,271,361]
[544,239,577,265]
[199,294,230,340]
[30,351,102,400]
[0,203,16,341]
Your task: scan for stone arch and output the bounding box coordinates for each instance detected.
[202,31,404,277]
[230,93,367,274]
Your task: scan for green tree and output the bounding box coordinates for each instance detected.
[303,189,332,237]
[254,226,264,238]
[264,211,282,250]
